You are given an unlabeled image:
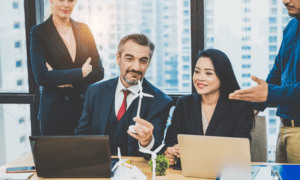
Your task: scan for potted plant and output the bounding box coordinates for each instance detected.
[149,154,169,179]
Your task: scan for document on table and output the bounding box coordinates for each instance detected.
[254,167,273,180]
[0,172,33,180]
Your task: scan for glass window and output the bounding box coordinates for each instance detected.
[282,7,288,14]
[269,27,277,33]
[183,74,189,80]
[16,60,22,68]
[282,17,290,24]
[242,73,251,78]
[53,0,192,94]
[204,0,287,162]
[183,1,189,7]
[242,55,251,59]
[183,65,189,71]
[14,22,20,29]
[269,55,276,61]
[270,8,277,15]
[269,36,277,43]
[269,109,276,116]
[269,17,277,24]
[0,104,31,166]
[269,45,277,52]
[0,1,28,93]
[12,2,18,9]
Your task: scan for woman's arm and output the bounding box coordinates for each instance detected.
[30,26,84,86]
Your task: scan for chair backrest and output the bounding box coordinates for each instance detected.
[250,116,267,162]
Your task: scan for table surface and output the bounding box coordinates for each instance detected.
[0,153,281,180]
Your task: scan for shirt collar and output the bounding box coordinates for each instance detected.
[116,76,143,95]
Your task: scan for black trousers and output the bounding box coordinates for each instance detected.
[40,120,79,136]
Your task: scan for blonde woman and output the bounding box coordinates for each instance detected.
[30,0,104,135]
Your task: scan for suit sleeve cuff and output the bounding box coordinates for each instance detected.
[138,136,155,150]
[265,84,283,105]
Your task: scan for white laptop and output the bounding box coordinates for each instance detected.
[178,135,253,180]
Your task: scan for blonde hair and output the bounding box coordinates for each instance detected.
[45,4,54,20]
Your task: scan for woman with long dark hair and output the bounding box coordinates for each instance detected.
[164,49,254,165]
[30,0,104,135]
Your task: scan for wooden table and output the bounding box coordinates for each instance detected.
[0,153,275,180]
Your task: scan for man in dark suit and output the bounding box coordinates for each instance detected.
[75,34,173,156]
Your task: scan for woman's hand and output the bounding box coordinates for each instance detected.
[46,62,73,89]
[82,57,92,78]
[164,144,180,166]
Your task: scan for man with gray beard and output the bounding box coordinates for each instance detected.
[75,34,173,157]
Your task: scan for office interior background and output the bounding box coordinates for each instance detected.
[0,0,288,166]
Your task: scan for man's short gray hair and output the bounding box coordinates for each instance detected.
[117,33,155,60]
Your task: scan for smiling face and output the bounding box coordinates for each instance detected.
[283,0,300,17]
[116,40,151,88]
[193,57,221,96]
[50,0,77,19]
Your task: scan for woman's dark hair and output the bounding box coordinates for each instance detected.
[196,49,240,100]
[196,49,255,131]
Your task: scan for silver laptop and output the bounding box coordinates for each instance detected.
[178,135,252,180]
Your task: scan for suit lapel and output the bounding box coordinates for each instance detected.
[70,18,81,64]
[192,94,204,135]
[205,97,227,135]
[99,78,118,134]
[45,16,73,65]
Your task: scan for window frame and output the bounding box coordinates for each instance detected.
[0,0,275,136]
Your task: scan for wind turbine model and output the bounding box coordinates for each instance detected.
[111,147,133,174]
[139,144,165,180]
[129,80,154,133]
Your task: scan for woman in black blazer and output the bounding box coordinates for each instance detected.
[164,49,254,165]
[30,0,104,135]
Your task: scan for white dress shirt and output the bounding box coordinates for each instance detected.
[114,76,155,150]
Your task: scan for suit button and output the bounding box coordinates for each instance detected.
[65,96,69,101]
[80,94,84,98]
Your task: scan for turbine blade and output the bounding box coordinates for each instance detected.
[154,144,165,153]
[118,147,121,160]
[143,93,154,98]
[111,162,119,171]
[139,149,152,154]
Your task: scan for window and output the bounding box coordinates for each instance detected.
[13,2,18,9]
[269,119,276,125]
[271,0,277,5]
[269,46,277,52]
[164,16,169,19]
[269,127,277,134]
[183,83,189,87]
[271,8,277,15]
[207,19,214,25]
[242,55,251,59]
[269,55,276,61]
[184,19,189,26]
[183,29,189,34]
[269,17,277,24]
[269,109,276,116]
[242,64,251,69]
[16,60,22,67]
[15,41,21,48]
[269,36,277,43]
[242,74,251,78]
[242,27,251,31]
[244,8,250,13]
[183,74,189,80]
[183,10,189,16]
[183,56,190,62]
[207,9,214,16]
[282,17,290,24]
[17,79,23,86]
[242,17,250,22]
[282,7,288,14]
[183,1,189,7]
[182,38,189,44]
[14,22,20,29]
[242,46,251,50]
[270,27,277,33]
[269,64,274,70]
[242,83,251,87]
[19,117,25,124]
[183,65,189,71]
[20,135,26,143]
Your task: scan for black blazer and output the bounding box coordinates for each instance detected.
[164,93,254,149]
[75,77,174,156]
[30,16,104,123]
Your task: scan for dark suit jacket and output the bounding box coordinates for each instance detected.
[165,93,254,149]
[30,16,104,123]
[74,77,174,156]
